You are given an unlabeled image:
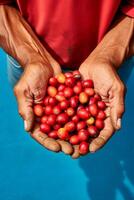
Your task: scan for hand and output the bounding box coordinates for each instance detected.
[14,61,54,131]
[79,57,126,153]
[77,14,134,154]
[14,59,74,155]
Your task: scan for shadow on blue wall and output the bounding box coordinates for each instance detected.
[79,57,134,199]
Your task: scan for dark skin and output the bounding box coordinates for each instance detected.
[0,5,134,158]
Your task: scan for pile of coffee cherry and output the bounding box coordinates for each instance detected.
[33,71,106,155]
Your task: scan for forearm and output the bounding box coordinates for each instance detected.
[88,14,134,68]
[0,5,51,68]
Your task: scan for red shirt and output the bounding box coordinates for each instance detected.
[0,0,134,67]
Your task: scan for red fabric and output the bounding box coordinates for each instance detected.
[121,0,134,17]
[0,0,134,67]
[0,0,15,5]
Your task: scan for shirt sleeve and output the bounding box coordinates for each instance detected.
[0,0,15,5]
[121,0,134,17]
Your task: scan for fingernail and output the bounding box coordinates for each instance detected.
[116,118,121,129]
[89,143,97,153]
[24,120,28,131]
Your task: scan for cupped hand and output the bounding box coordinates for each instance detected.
[14,61,54,131]
[13,58,74,155]
[79,58,126,153]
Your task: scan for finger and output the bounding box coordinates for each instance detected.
[89,117,115,153]
[30,123,61,152]
[71,145,81,159]
[44,138,61,152]
[57,139,74,155]
[52,63,62,76]
[30,123,48,141]
[105,107,110,118]
[110,83,125,130]
[79,66,92,80]
[33,85,47,104]
[14,85,34,132]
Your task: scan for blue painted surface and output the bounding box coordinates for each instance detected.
[0,48,134,200]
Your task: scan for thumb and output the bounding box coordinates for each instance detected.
[14,86,34,132]
[52,62,62,76]
[43,49,62,76]
[110,83,125,130]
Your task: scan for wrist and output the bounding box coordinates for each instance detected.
[25,60,53,79]
[0,6,52,69]
[86,15,134,69]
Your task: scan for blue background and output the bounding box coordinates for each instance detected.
[0,49,134,200]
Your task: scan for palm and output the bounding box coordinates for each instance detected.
[79,62,124,152]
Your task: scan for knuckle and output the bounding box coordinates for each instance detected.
[118,104,125,115]
[116,82,125,94]
[14,84,21,96]
[31,131,48,144]
[94,136,106,147]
